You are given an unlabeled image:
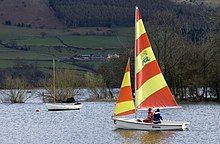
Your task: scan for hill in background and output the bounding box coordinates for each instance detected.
[172,0,220,7]
[0,0,218,91]
[49,0,219,28]
[0,0,62,28]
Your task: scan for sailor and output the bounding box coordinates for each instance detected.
[143,108,154,123]
[153,109,163,124]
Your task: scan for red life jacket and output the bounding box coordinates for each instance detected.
[147,111,154,120]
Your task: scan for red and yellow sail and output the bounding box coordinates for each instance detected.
[113,58,135,116]
[135,7,178,109]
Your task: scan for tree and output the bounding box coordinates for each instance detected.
[4,20,11,26]
[0,75,35,103]
[40,32,47,38]
[97,46,132,98]
[40,69,81,103]
[85,72,111,99]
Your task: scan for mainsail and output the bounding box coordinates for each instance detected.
[134,7,178,109]
[113,58,135,116]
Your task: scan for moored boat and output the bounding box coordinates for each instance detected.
[45,59,83,111]
[45,102,82,111]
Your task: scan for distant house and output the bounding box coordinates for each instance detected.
[107,54,119,59]
[71,54,105,61]
[91,55,105,61]
[81,55,91,60]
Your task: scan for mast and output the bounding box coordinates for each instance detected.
[53,59,56,103]
[134,6,138,109]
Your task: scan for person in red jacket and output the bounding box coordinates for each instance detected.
[143,108,154,123]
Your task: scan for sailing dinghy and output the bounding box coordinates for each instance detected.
[112,7,189,131]
[45,59,83,111]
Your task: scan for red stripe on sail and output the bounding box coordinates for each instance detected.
[115,109,135,117]
[117,86,133,103]
[136,8,141,21]
[125,59,130,72]
[136,33,151,56]
[136,61,161,89]
[138,86,178,109]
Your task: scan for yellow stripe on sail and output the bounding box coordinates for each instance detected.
[114,100,135,115]
[121,72,131,88]
[136,19,146,39]
[136,73,168,107]
[135,47,156,73]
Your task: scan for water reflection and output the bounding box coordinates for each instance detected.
[116,129,174,144]
[140,131,174,144]
[115,129,137,144]
[115,129,136,139]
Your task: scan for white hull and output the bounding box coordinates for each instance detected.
[45,103,83,111]
[113,117,189,131]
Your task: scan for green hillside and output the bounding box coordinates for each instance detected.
[0,25,133,71]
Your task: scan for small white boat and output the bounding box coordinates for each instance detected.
[113,117,189,131]
[44,59,83,111]
[112,7,189,131]
[45,103,83,111]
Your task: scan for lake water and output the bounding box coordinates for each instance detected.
[0,102,219,144]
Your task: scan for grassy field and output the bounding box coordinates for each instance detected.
[15,38,62,46]
[0,25,133,72]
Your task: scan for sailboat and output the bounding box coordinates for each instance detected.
[112,7,189,131]
[45,59,83,111]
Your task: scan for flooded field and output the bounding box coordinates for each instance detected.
[0,102,219,144]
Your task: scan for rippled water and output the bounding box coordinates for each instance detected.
[0,102,219,144]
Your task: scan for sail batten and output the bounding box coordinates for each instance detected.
[135,6,178,109]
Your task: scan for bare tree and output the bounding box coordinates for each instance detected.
[40,69,81,103]
[85,72,111,100]
[0,75,35,103]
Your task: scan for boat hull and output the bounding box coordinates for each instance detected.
[113,117,189,131]
[45,103,83,111]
